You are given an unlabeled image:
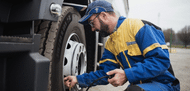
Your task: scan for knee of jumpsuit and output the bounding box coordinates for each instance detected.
[129,81,176,91]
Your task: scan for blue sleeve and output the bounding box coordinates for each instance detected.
[124,24,170,83]
[77,48,120,88]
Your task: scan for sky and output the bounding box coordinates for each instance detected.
[114,0,190,33]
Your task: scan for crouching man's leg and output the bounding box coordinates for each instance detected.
[125,85,144,91]
[125,81,179,91]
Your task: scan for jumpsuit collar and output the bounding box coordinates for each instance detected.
[110,16,126,38]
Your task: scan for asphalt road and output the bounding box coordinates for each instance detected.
[85,48,190,91]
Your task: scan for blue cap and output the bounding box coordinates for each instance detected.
[79,0,114,24]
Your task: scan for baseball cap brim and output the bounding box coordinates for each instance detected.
[79,0,113,25]
[79,14,93,25]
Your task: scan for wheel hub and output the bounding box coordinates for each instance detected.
[62,33,87,90]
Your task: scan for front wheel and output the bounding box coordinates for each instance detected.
[35,6,87,91]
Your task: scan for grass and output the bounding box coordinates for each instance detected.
[169,45,190,49]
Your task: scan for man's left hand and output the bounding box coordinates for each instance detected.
[107,69,128,87]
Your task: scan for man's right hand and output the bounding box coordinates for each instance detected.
[64,76,78,88]
[107,69,127,87]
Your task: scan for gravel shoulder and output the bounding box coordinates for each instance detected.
[170,48,190,91]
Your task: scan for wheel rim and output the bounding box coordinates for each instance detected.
[63,33,87,90]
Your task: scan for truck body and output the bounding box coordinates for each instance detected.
[0,0,129,91]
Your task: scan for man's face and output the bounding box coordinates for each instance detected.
[88,13,111,37]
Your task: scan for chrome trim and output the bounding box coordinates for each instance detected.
[94,31,99,72]
[50,3,62,16]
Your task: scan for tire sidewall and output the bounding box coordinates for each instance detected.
[51,7,86,91]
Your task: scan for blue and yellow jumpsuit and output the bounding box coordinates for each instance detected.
[77,16,180,91]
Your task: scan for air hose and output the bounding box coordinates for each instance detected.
[86,74,115,91]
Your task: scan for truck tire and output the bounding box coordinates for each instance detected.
[35,6,87,91]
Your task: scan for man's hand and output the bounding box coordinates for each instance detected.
[64,76,78,88]
[107,69,127,87]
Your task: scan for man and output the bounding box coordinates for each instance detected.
[64,0,180,91]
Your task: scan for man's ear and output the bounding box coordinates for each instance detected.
[99,12,109,22]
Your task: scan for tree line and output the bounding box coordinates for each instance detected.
[163,25,190,48]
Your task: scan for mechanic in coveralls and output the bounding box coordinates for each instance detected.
[64,0,180,91]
